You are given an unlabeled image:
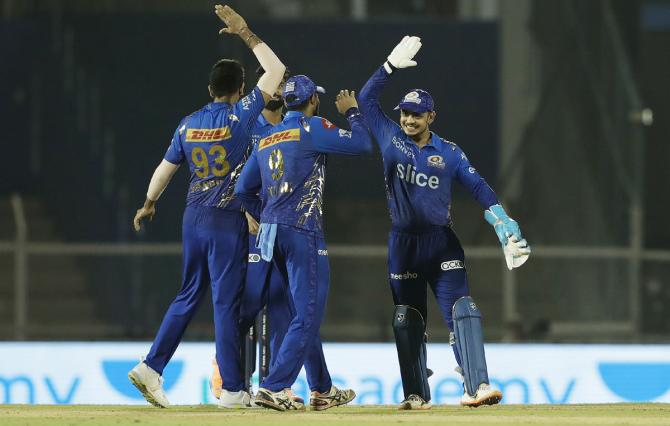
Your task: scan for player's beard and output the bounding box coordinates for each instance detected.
[265,98,283,111]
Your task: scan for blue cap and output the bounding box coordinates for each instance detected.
[283,75,326,107]
[394,89,434,113]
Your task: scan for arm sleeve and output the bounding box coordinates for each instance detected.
[163,120,187,165]
[308,111,373,155]
[454,147,499,210]
[358,66,402,151]
[234,148,263,221]
[253,43,286,95]
[233,87,266,137]
[146,159,180,201]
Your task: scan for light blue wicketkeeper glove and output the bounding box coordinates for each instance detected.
[485,204,530,270]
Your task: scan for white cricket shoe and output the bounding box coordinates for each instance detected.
[218,389,255,409]
[398,394,432,410]
[255,387,306,411]
[128,361,170,408]
[460,383,502,407]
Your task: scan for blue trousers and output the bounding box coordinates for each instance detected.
[259,225,332,393]
[145,205,247,391]
[388,226,470,366]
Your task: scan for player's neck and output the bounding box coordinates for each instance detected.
[411,129,431,148]
[213,94,240,104]
[262,108,283,125]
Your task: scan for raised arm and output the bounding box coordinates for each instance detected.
[309,91,372,155]
[358,36,422,150]
[215,4,286,103]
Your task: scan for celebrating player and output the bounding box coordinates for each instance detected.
[357,36,531,409]
[128,4,286,409]
[234,76,372,411]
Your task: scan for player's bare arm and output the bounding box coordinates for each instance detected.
[133,159,180,232]
[245,211,259,235]
[215,4,286,104]
[335,90,358,114]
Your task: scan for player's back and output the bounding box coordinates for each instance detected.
[254,111,327,232]
[164,87,265,210]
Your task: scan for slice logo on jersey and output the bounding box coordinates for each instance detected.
[403,91,422,104]
[185,127,231,142]
[427,155,445,169]
[441,260,464,271]
[321,118,336,129]
[258,128,300,151]
[396,164,439,189]
[248,253,261,263]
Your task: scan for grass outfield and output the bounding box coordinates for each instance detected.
[1,404,670,426]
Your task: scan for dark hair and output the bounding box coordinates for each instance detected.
[286,95,312,111]
[209,59,245,97]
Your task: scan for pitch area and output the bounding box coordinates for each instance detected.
[2,404,669,425]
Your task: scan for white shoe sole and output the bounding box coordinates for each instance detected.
[128,370,167,408]
[461,390,502,407]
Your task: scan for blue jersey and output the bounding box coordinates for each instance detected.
[164,87,265,210]
[359,66,498,231]
[235,110,373,233]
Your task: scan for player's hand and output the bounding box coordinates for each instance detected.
[387,35,422,69]
[335,90,358,114]
[245,211,259,235]
[215,5,248,35]
[503,235,531,270]
[133,203,156,232]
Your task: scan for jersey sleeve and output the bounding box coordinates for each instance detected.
[358,66,403,151]
[307,113,373,155]
[232,87,266,137]
[453,146,499,210]
[163,119,188,165]
[233,147,263,221]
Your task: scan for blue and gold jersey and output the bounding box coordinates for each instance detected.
[235,110,373,233]
[359,67,498,231]
[164,87,265,210]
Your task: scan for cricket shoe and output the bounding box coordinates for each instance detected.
[128,361,170,408]
[310,386,356,411]
[254,387,306,411]
[460,383,503,407]
[210,358,222,399]
[218,389,256,409]
[398,394,431,410]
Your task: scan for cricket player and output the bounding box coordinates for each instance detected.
[234,76,372,411]
[357,36,531,409]
[128,5,286,409]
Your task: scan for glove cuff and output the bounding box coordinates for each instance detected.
[383,61,397,74]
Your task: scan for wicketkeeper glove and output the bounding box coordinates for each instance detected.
[485,204,531,270]
[384,35,422,74]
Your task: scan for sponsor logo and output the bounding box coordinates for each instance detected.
[397,313,406,323]
[338,129,352,138]
[390,271,418,280]
[318,249,328,256]
[285,81,295,92]
[396,164,439,189]
[440,260,464,271]
[185,127,231,142]
[598,362,670,401]
[102,360,183,400]
[391,136,415,159]
[248,253,261,263]
[321,118,336,129]
[258,128,300,151]
[470,302,478,311]
[403,91,422,104]
[460,152,467,160]
[468,166,476,174]
[241,92,255,110]
[427,155,445,169]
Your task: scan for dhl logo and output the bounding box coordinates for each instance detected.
[258,128,300,151]
[185,127,231,142]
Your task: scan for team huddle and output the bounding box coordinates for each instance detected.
[129,4,531,412]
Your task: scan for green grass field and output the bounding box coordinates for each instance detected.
[2,404,670,426]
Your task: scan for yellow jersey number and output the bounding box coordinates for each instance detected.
[191,145,230,178]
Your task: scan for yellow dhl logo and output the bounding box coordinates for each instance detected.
[185,127,231,142]
[259,129,300,151]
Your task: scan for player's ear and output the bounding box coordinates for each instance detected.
[208,85,214,99]
[427,110,436,124]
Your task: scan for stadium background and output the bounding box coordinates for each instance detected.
[1,0,670,406]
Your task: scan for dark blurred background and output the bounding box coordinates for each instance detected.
[1,0,668,344]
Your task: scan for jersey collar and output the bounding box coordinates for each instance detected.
[285,111,306,119]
